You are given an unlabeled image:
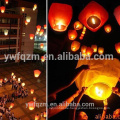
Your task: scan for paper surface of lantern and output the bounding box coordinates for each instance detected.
[1,6,5,13]
[5,0,8,4]
[91,45,97,52]
[48,3,73,32]
[86,47,93,56]
[34,70,41,78]
[21,7,25,12]
[40,43,44,49]
[104,24,112,33]
[71,41,80,52]
[78,1,109,32]
[4,29,8,36]
[26,16,31,23]
[29,34,34,40]
[44,24,47,29]
[28,101,35,110]
[36,25,41,31]
[114,6,120,25]
[68,30,78,40]
[98,47,104,55]
[115,42,120,53]
[30,89,34,94]
[75,59,120,100]
[74,21,83,30]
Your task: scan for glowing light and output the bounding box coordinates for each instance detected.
[95,87,103,97]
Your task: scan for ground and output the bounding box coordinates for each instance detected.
[0,62,46,120]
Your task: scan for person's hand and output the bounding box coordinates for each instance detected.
[112,87,119,94]
[73,90,80,98]
[48,94,57,102]
[103,99,108,106]
[81,65,89,70]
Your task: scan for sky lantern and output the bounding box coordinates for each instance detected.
[74,21,83,30]
[114,6,120,25]
[86,47,93,56]
[36,30,39,35]
[30,89,34,94]
[78,1,109,32]
[29,34,34,40]
[35,115,39,120]
[43,112,47,118]
[71,41,80,52]
[41,56,45,62]
[34,4,37,9]
[18,78,21,83]
[26,16,31,23]
[48,3,73,32]
[79,36,83,40]
[10,103,14,109]
[28,101,35,110]
[91,45,97,52]
[34,70,41,78]
[104,24,112,33]
[22,82,25,87]
[115,42,120,54]
[0,6,5,13]
[33,97,36,101]
[75,59,120,100]
[5,0,8,4]
[81,45,87,54]
[68,30,78,40]
[44,24,47,29]
[40,43,44,49]
[36,25,41,31]
[98,47,104,55]
[4,29,8,36]
[39,29,44,36]
[25,20,28,25]
[21,7,25,12]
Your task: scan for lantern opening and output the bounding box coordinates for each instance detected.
[87,16,101,29]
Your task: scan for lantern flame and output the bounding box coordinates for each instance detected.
[95,87,103,97]
[91,18,96,24]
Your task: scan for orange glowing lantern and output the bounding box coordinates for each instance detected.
[81,45,87,54]
[5,0,8,4]
[26,16,31,23]
[33,97,36,101]
[34,70,41,78]
[4,29,8,36]
[30,89,34,94]
[43,111,47,118]
[40,43,44,49]
[41,56,45,62]
[0,79,3,83]
[29,34,34,40]
[0,6,5,13]
[35,115,39,120]
[36,25,41,32]
[115,42,120,54]
[114,6,120,25]
[48,3,73,32]
[39,29,44,36]
[10,103,14,109]
[79,36,83,40]
[91,45,97,52]
[28,101,35,110]
[44,24,47,29]
[86,47,93,56]
[21,7,25,12]
[22,82,25,87]
[74,21,83,30]
[68,30,78,40]
[71,41,80,52]
[25,20,28,25]
[78,1,109,32]
[34,4,37,9]
[98,47,104,55]
[81,34,84,37]
[104,24,112,33]
[36,31,39,35]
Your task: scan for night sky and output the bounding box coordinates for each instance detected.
[48,0,120,120]
[24,0,46,25]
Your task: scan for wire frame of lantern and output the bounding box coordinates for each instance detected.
[21,7,25,12]
[26,16,31,23]
[4,29,8,36]
[48,3,73,32]
[98,47,104,55]
[91,45,97,53]
[0,6,5,13]
[71,41,80,52]
[74,21,83,30]
[34,70,41,78]
[104,24,112,33]
[115,42,120,54]
[68,30,78,40]
[5,0,9,4]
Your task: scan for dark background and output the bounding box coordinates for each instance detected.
[48,0,120,120]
